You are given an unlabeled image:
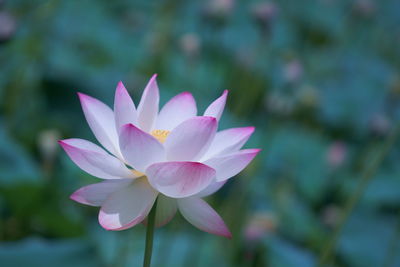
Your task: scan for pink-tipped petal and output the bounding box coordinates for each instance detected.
[146,161,216,198]
[59,139,136,179]
[164,116,217,161]
[137,74,159,132]
[155,92,197,131]
[78,92,121,157]
[178,197,232,238]
[114,81,138,133]
[201,126,255,160]
[204,149,261,182]
[70,179,132,206]
[195,180,227,198]
[119,124,165,172]
[99,178,158,231]
[203,90,228,122]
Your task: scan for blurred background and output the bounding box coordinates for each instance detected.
[1,0,400,266]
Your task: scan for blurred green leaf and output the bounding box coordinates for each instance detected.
[0,237,99,267]
[0,124,40,185]
[264,235,316,267]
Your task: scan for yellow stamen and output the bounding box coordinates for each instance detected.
[151,129,170,143]
[131,170,145,177]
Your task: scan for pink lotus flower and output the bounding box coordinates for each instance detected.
[59,74,260,238]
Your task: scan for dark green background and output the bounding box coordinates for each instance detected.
[1,0,400,266]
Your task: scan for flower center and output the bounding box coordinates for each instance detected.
[150,129,170,144]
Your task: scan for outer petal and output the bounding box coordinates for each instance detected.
[114,81,138,133]
[70,179,132,206]
[204,149,261,182]
[154,195,177,227]
[164,116,217,161]
[195,180,227,198]
[99,178,158,231]
[143,195,177,227]
[137,74,159,132]
[203,90,228,122]
[178,197,231,238]
[146,161,216,198]
[59,139,136,179]
[201,126,255,160]
[119,124,165,172]
[155,92,197,131]
[78,93,121,158]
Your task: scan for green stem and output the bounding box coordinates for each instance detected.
[143,198,158,267]
[319,124,400,266]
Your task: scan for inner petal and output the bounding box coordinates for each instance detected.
[128,129,169,177]
[151,129,170,144]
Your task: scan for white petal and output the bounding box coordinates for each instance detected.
[203,90,228,122]
[146,161,216,198]
[195,180,227,198]
[114,81,138,133]
[70,179,132,206]
[178,197,231,238]
[201,126,255,160]
[59,139,136,179]
[155,92,197,131]
[204,149,261,181]
[165,116,217,161]
[119,124,165,172]
[99,178,158,230]
[137,74,159,132]
[78,93,121,157]
[144,195,177,227]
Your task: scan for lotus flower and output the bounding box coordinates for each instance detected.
[59,75,260,238]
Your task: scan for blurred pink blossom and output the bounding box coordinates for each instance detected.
[326,141,347,168]
[353,0,376,17]
[284,59,303,83]
[244,212,277,242]
[0,12,16,42]
[251,2,278,24]
[321,205,341,227]
[180,33,201,57]
[206,0,235,16]
[370,114,391,136]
